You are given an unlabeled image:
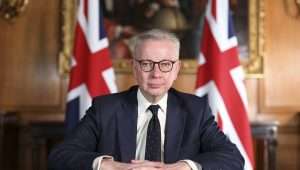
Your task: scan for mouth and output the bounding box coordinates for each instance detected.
[148,83,163,88]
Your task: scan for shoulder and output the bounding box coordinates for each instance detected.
[92,86,138,106]
[169,88,208,105]
[84,86,137,122]
[169,88,213,125]
[169,88,211,115]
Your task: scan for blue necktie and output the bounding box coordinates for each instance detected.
[145,105,161,161]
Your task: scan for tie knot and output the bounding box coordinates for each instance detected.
[148,105,160,116]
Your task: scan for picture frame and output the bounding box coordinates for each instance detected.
[59,0,265,78]
[247,0,265,77]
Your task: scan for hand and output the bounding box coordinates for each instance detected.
[129,160,164,170]
[101,159,133,170]
[129,160,191,170]
[101,159,191,170]
[163,161,191,170]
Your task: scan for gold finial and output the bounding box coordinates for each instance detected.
[0,0,29,20]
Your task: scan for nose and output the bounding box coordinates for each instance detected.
[151,63,162,77]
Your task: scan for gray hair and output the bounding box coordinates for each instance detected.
[132,29,180,59]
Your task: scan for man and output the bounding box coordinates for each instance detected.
[48,29,244,170]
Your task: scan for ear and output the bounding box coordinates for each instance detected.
[131,59,137,78]
[177,60,182,73]
[174,60,182,79]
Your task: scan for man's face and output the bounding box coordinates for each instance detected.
[133,39,181,102]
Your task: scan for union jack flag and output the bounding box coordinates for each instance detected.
[195,0,254,169]
[65,0,117,131]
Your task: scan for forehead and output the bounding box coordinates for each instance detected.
[136,39,178,60]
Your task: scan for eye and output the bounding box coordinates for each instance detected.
[140,61,152,67]
[160,61,172,67]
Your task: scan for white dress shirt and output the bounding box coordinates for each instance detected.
[135,88,167,160]
[92,89,199,170]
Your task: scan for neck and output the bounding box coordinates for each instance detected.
[140,90,164,104]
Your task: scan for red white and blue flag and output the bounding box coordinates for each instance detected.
[65,0,117,131]
[195,0,254,169]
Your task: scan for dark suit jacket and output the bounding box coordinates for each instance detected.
[48,86,244,170]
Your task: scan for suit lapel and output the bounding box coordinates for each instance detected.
[164,90,186,163]
[117,87,138,162]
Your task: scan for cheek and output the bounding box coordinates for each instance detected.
[171,66,180,80]
[166,75,176,84]
[133,65,142,80]
[134,71,148,84]
[161,74,173,86]
[165,71,179,84]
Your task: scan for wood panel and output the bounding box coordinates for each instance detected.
[261,0,300,113]
[0,112,19,170]
[0,0,66,112]
[276,118,300,170]
[258,0,300,162]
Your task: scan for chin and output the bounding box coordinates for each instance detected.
[147,88,166,97]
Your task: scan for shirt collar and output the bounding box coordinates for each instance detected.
[137,88,168,114]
